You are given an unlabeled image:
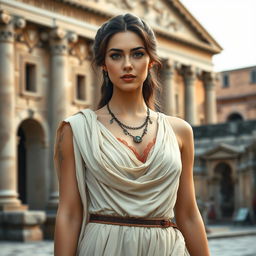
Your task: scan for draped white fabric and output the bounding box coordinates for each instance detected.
[58,108,190,256]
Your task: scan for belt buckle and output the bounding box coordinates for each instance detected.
[160,220,170,228]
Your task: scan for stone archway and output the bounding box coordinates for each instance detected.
[17,118,48,210]
[213,162,235,219]
[17,127,27,204]
[227,112,243,122]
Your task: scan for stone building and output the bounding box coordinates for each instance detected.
[193,120,256,222]
[0,0,222,240]
[216,65,256,123]
[193,66,256,222]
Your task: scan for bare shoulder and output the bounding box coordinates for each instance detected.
[56,122,74,156]
[165,115,194,150]
[59,122,73,140]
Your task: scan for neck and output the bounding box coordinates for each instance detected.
[108,87,148,116]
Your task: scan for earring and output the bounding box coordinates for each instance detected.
[147,70,151,80]
[103,70,109,87]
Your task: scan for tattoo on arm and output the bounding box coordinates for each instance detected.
[57,130,64,170]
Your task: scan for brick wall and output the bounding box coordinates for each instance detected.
[216,66,256,123]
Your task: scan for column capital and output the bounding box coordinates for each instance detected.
[183,65,197,75]
[174,61,182,73]
[0,11,14,43]
[182,65,197,85]
[162,58,175,79]
[203,71,215,81]
[0,10,12,25]
[162,58,175,69]
[50,27,68,55]
[203,71,217,124]
[203,71,217,90]
[50,27,66,40]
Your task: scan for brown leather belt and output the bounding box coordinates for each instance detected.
[89,214,178,229]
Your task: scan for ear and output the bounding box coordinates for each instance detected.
[102,65,107,71]
[148,61,155,69]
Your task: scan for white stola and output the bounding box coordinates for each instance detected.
[55,108,190,256]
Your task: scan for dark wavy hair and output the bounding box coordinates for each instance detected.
[92,13,162,110]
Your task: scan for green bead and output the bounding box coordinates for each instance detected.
[134,136,142,143]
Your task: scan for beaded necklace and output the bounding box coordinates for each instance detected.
[107,103,152,143]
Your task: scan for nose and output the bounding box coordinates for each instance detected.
[123,56,132,71]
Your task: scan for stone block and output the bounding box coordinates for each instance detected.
[43,212,56,240]
[2,211,46,225]
[0,210,46,241]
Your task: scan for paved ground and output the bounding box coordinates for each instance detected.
[209,235,256,256]
[0,241,53,256]
[0,225,256,256]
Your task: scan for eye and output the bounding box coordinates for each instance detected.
[132,51,145,58]
[110,53,122,60]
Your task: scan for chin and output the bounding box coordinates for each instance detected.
[116,84,142,92]
[114,83,141,92]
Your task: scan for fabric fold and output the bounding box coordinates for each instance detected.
[59,108,189,256]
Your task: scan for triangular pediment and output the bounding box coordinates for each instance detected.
[60,0,222,54]
[202,144,241,160]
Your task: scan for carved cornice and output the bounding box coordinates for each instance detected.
[55,0,221,54]
[15,17,26,29]
[70,40,87,64]
[15,21,47,53]
[58,0,137,12]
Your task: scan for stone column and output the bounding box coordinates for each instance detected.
[47,27,68,210]
[183,66,197,125]
[0,13,46,242]
[0,11,21,210]
[204,72,217,124]
[45,28,68,239]
[162,59,175,116]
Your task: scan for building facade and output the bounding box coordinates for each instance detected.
[0,0,222,240]
[216,65,256,123]
[193,120,256,222]
[194,65,256,223]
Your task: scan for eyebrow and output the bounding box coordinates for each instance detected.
[108,46,145,53]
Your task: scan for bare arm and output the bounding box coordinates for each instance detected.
[54,122,83,256]
[171,118,210,256]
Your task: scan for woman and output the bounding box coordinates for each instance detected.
[54,13,210,256]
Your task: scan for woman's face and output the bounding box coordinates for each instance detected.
[104,31,151,92]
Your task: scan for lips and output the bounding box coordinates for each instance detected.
[121,74,136,78]
[121,74,136,82]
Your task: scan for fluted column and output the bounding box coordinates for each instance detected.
[183,66,197,125]
[204,72,217,124]
[47,27,68,210]
[0,11,21,210]
[162,59,175,116]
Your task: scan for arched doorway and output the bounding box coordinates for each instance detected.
[18,127,27,204]
[227,112,243,122]
[17,119,48,210]
[214,163,235,219]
